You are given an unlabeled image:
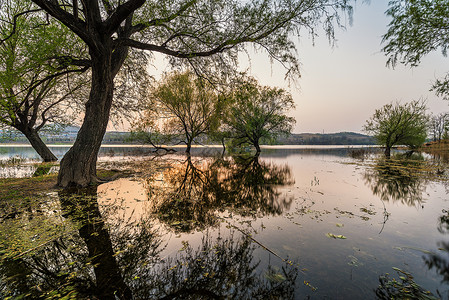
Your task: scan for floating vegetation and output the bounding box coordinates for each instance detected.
[334,207,372,221]
[264,266,287,283]
[326,233,347,239]
[347,255,363,267]
[376,267,438,300]
[360,207,376,215]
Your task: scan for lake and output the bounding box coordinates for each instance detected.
[0,145,448,299]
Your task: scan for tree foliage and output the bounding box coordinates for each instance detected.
[0,0,89,161]
[382,0,449,99]
[429,112,449,142]
[135,71,223,153]
[8,0,354,186]
[224,77,296,153]
[364,100,428,157]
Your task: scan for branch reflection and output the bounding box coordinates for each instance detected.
[424,209,449,287]
[363,155,427,207]
[0,185,298,299]
[149,155,294,232]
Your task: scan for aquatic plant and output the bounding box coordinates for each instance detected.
[376,268,438,300]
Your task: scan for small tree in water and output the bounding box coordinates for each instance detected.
[364,100,428,158]
[136,71,223,154]
[224,77,295,154]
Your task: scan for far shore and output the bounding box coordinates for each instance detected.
[0,143,379,149]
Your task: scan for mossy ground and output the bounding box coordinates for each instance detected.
[0,169,123,202]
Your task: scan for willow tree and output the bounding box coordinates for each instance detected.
[224,77,296,154]
[15,0,354,187]
[0,0,89,161]
[136,71,223,153]
[383,0,449,99]
[364,100,428,158]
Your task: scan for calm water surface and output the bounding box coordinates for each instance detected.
[1,146,448,299]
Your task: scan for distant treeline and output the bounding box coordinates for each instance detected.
[277,132,376,145]
[1,129,375,146]
[0,129,131,144]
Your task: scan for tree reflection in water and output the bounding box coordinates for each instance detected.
[363,155,427,207]
[136,233,298,299]
[424,210,449,294]
[376,208,449,300]
[148,154,294,232]
[0,184,298,299]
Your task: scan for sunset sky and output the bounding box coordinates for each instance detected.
[138,0,448,135]
[245,0,449,134]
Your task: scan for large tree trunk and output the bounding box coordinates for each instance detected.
[21,127,57,162]
[186,143,192,154]
[384,146,391,159]
[254,141,261,154]
[58,54,115,187]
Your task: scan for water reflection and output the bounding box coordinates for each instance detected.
[363,155,427,207]
[135,233,297,299]
[424,210,449,289]
[59,188,136,299]
[0,185,298,299]
[376,208,449,299]
[149,155,294,232]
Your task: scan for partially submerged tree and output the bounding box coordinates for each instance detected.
[383,0,449,99]
[0,0,88,161]
[224,77,296,154]
[135,71,223,153]
[7,0,355,187]
[429,112,449,142]
[363,100,428,158]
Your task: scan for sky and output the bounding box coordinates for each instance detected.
[242,0,449,134]
[129,0,448,134]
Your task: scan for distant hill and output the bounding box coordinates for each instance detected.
[277,132,375,145]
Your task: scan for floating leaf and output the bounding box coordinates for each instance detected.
[304,280,318,291]
[326,233,347,239]
[360,207,376,215]
[336,223,344,227]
